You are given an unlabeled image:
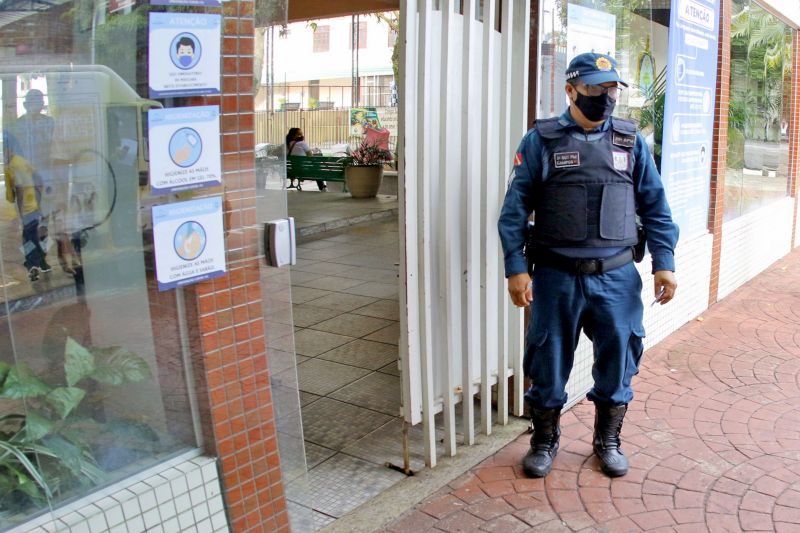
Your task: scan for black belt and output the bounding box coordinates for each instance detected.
[534,247,634,275]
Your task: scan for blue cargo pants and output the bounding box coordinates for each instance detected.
[523,262,646,410]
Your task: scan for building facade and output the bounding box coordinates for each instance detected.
[0,1,797,533]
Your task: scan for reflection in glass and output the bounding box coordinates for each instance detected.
[537,0,664,142]
[725,0,793,221]
[1,1,200,526]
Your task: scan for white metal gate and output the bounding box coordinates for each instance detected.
[398,0,531,467]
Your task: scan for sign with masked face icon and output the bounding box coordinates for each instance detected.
[148,13,221,98]
[153,196,226,291]
[148,106,222,195]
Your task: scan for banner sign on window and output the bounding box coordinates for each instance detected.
[148,13,221,98]
[148,105,222,196]
[153,197,226,291]
[660,0,719,239]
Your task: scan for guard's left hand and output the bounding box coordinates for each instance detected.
[653,270,677,305]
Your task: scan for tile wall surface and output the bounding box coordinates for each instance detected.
[15,455,226,533]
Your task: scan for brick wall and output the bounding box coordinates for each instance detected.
[707,0,732,306]
[186,1,289,531]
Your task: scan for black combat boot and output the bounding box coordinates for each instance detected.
[522,407,562,478]
[593,403,629,477]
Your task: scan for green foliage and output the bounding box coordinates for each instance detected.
[0,338,155,517]
[730,4,792,142]
[90,347,152,386]
[374,12,400,82]
[636,66,667,170]
[341,139,393,167]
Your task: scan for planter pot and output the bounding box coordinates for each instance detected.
[345,165,384,198]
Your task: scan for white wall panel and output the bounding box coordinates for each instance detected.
[718,198,794,300]
[399,0,530,465]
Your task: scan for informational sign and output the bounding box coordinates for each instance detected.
[566,4,616,65]
[148,105,222,195]
[350,107,382,135]
[660,0,719,239]
[148,13,221,98]
[153,196,226,291]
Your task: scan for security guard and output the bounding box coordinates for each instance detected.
[498,53,679,478]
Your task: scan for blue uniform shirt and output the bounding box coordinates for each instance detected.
[499,108,679,277]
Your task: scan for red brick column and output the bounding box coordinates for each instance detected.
[188,1,288,531]
[789,30,800,247]
[707,0,732,306]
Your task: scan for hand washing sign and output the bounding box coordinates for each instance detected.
[153,196,226,291]
[148,106,222,195]
[148,13,221,98]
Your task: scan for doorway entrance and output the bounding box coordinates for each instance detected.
[255,4,417,529]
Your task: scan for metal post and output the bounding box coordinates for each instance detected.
[402,420,411,475]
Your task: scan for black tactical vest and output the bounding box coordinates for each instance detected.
[530,116,639,248]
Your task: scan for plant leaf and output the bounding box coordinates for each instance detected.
[24,412,54,441]
[0,361,10,385]
[1,363,50,399]
[46,387,86,419]
[90,347,151,385]
[0,440,53,498]
[40,436,85,477]
[14,471,46,504]
[65,337,95,386]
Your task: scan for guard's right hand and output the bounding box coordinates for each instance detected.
[507,272,533,307]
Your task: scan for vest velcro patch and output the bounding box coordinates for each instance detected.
[612,132,635,148]
[553,151,580,168]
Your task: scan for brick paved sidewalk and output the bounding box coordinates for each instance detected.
[383,249,800,533]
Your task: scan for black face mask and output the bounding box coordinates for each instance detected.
[573,91,616,122]
[296,135,305,142]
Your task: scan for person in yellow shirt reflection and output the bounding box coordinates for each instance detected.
[3,133,51,281]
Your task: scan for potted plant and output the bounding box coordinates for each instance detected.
[342,139,393,199]
[0,337,157,519]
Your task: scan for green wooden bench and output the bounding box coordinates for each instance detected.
[286,155,348,192]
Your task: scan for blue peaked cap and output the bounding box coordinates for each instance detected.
[565,53,628,87]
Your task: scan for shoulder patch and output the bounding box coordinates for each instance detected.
[514,152,523,166]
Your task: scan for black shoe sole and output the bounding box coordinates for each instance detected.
[600,465,628,477]
[523,464,552,478]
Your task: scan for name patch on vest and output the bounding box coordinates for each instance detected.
[553,151,580,168]
[612,132,635,148]
[612,151,629,171]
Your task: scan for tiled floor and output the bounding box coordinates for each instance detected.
[285,219,418,528]
[382,248,800,533]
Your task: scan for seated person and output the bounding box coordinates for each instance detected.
[286,127,326,191]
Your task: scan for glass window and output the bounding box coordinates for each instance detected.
[1,2,200,528]
[350,20,368,49]
[725,0,793,221]
[538,0,667,167]
[313,25,330,53]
